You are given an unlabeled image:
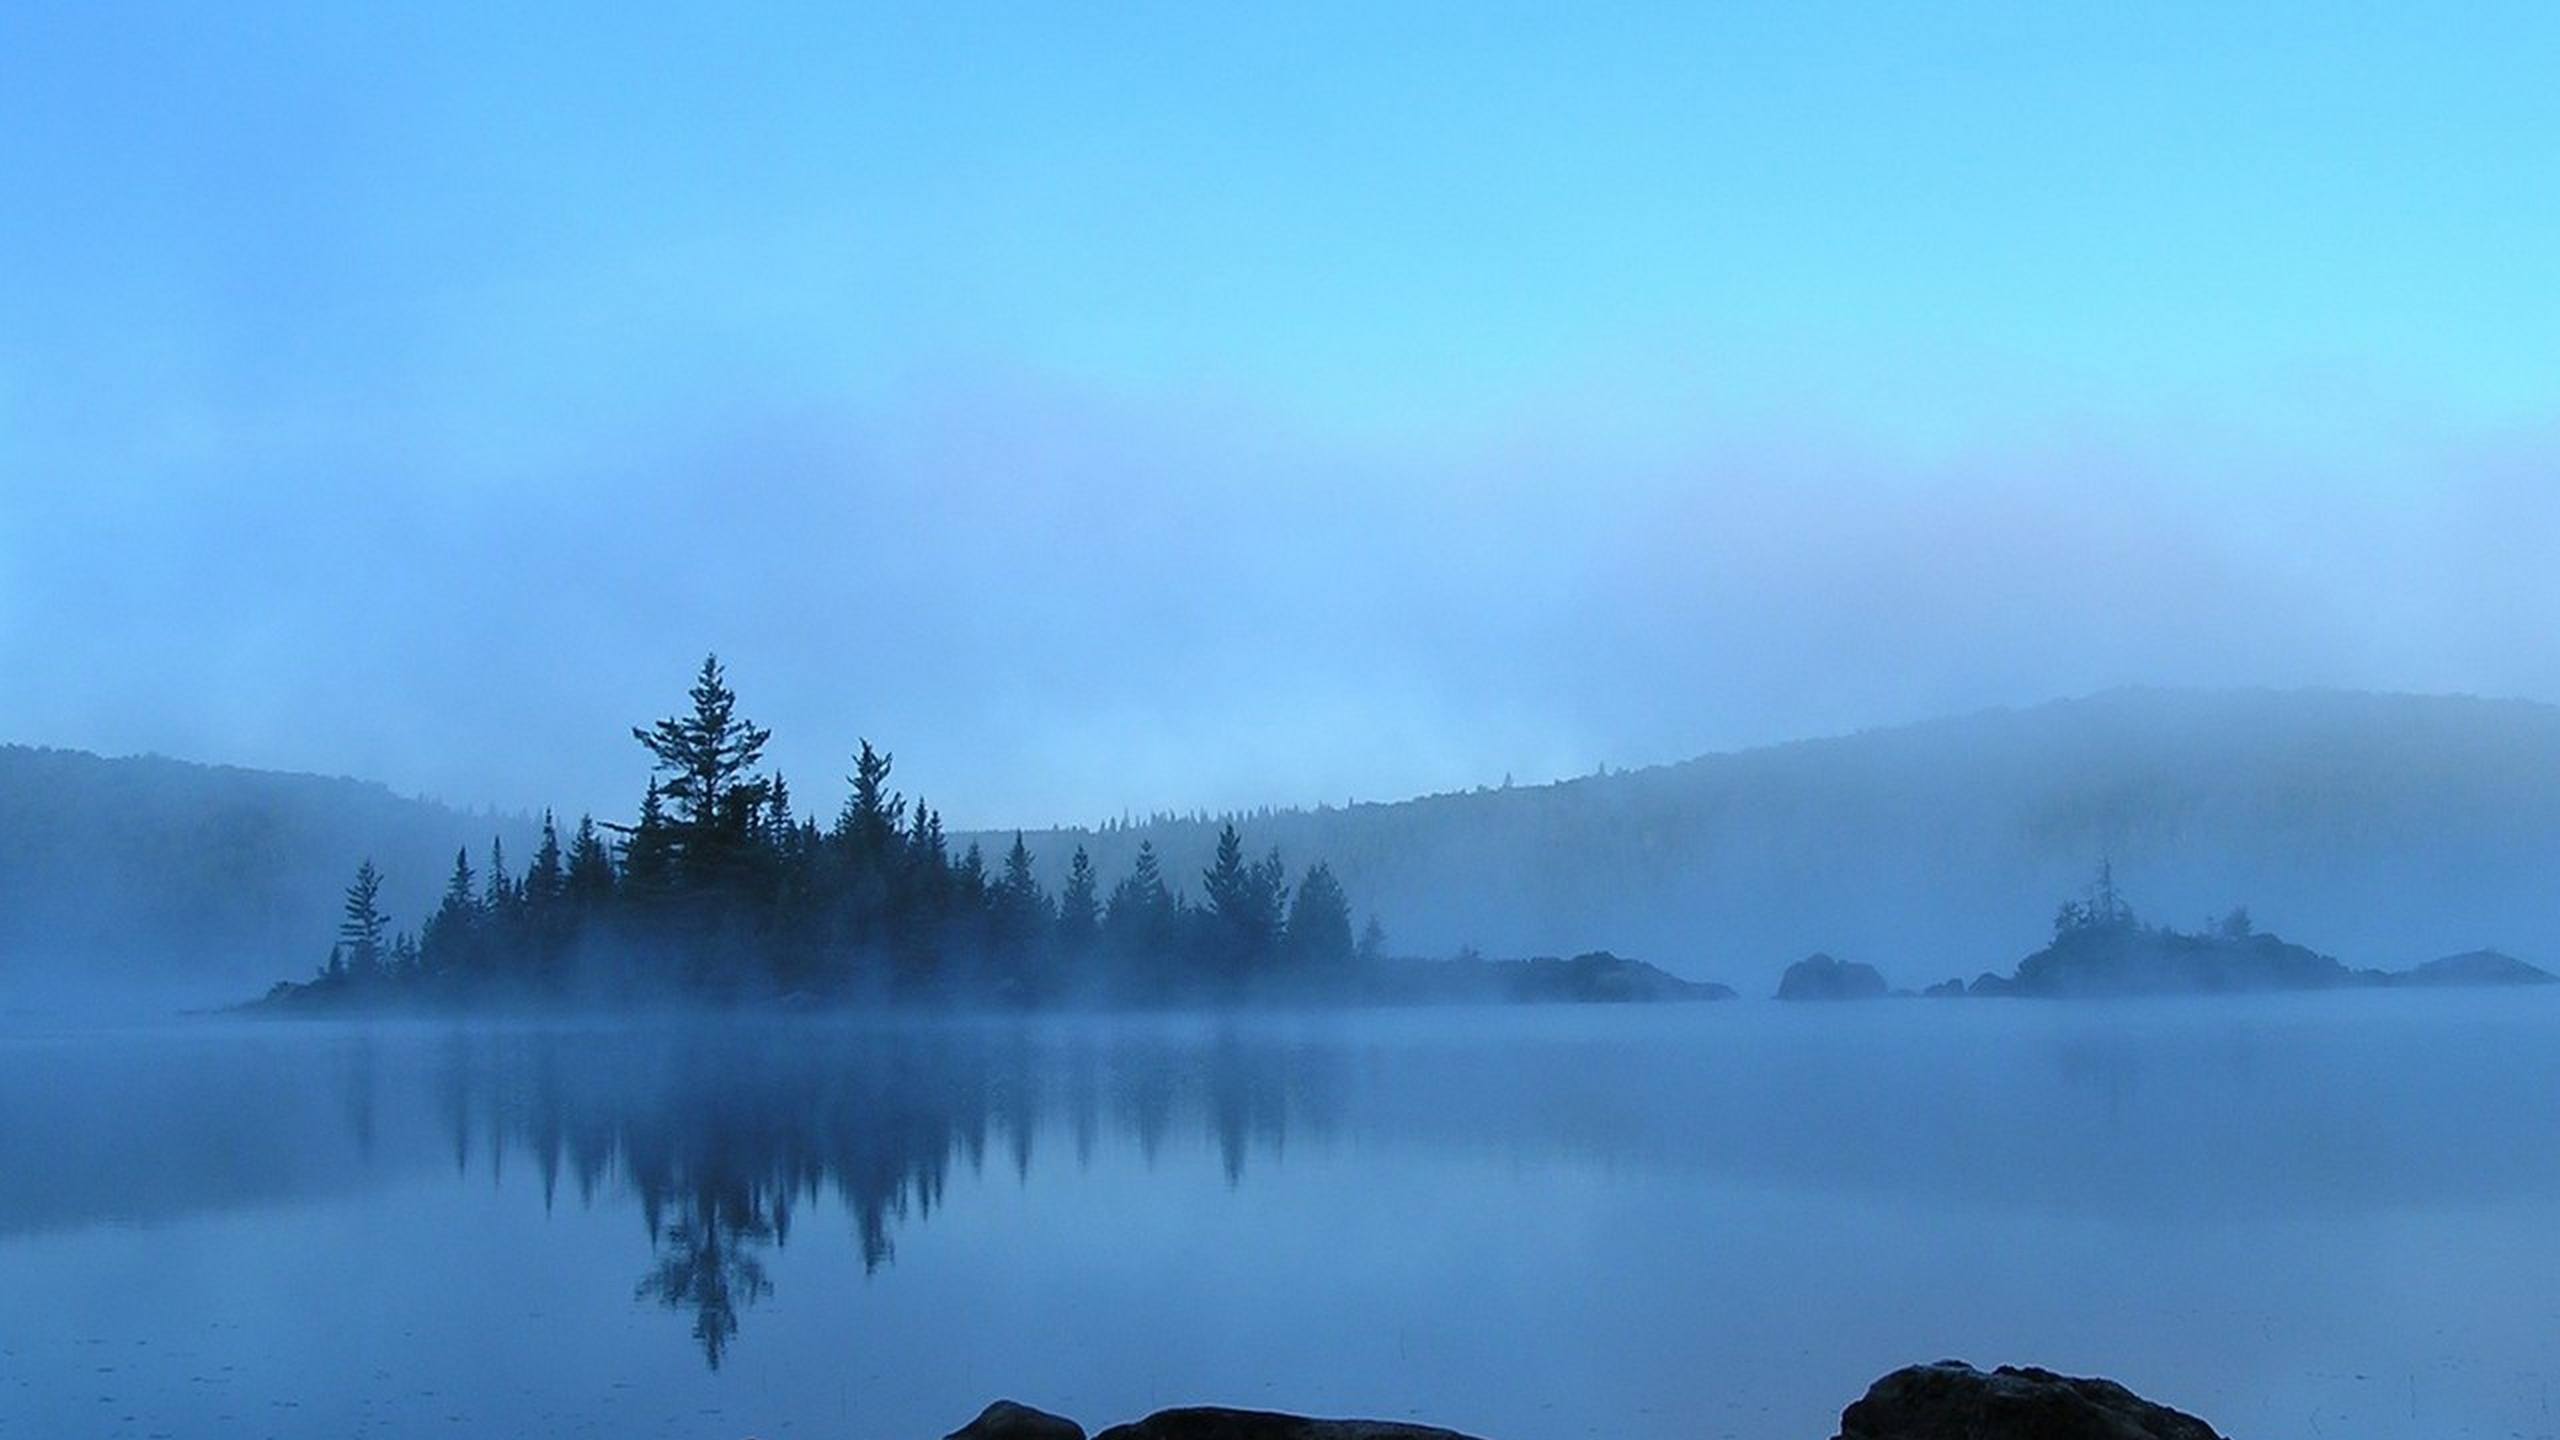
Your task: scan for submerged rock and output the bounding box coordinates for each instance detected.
[1091,1409,1483,1440]
[1776,953,1890,1001]
[1835,1361,2225,1440]
[949,1400,1087,1440]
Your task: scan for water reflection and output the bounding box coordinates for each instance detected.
[417,1025,1340,1367]
[6,999,2560,1377]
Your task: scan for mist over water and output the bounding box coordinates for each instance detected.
[6,994,2556,1440]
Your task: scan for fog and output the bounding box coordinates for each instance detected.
[10,397,2560,832]
[8,7,2560,1438]
[7,6,2560,829]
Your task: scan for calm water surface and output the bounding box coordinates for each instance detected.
[3,996,2558,1439]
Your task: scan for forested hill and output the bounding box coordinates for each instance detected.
[978,689,2560,993]
[0,745,530,1007]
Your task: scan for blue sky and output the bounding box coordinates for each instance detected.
[3,2,2556,824]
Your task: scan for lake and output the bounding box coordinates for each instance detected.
[3,994,2558,1440]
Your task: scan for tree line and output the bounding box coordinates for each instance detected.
[290,654,1379,1006]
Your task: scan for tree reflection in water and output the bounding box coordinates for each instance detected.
[429,1022,1338,1369]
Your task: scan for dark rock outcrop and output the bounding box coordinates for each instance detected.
[949,1401,1087,1440]
[1921,978,1967,998]
[1835,1361,2225,1440]
[1776,953,1890,1001]
[2390,948,2556,987]
[946,1364,2234,1440]
[1092,1409,1483,1440]
[1969,922,2360,998]
[1381,949,1734,1003]
[1964,923,2556,999]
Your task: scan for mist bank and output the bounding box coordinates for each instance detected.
[13,686,2560,1010]
[0,745,530,1009]
[980,688,2560,992]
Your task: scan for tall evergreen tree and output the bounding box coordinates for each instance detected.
[484,837,514,913]
[422,847,480,968]
[836,741,904,861]
[1104,839,1176,958]
[1201,824,1249,920]
[764,774,796,848]
[338,858,389,978]
[1057,846,1100,955]
[525,812,566,911]
[991,833,1052,957]
[632,653,773,885]
[1282,861,1354,966]
[1201,824,1284,978]
[566,814,617,906]
[620,781,678,901]
[1356,916,1388,965]
[953,842,990,912]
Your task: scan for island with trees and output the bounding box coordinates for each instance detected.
[1946,862,2555,997]
[258,655,1713,1012]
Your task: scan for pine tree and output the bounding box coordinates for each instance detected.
[1282,861,1354,966]
[620,780,677,901]
[1356,916,1387,965]
[1201,825,1283,979]
[1105,839,1176,958]
[764,774,796,849]
[566,814,617,906]
[632,653,773,886]
[484,837,515,914]
[954,842,989,912]
[1201,824,1250,925]
[836,741,905,862]
[525,812,566,911]
[338,858,390,978]
[991,832,1051,960]
[484,836,523,968]
[422,847,480,970]
[1057,846,1100,955]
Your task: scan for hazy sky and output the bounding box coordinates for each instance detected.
[4,3,2556,827]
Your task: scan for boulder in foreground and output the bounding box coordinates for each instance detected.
[1092,1408,1483,1440]
[949,1400,1087,1440]
[1835,1361,2225,1440]
[945,1362,2236,1440]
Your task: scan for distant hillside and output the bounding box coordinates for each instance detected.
[15,688,2560,1008]
[0,746,530,1006]
[975,690,2560,993]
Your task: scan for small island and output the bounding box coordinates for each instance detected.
[1947,864,2555,998]
[1775,952,1890,1001]
[257,655,1727,1015]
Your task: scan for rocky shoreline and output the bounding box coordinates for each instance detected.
[945,1361,2229,1440]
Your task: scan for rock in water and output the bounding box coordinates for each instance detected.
[1836,1362,2225,1440]
[948,1400,1088,1440]
[1091,1408,1486,1440]
[1776,952,1890,1001]
[2392,948,2556,986]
